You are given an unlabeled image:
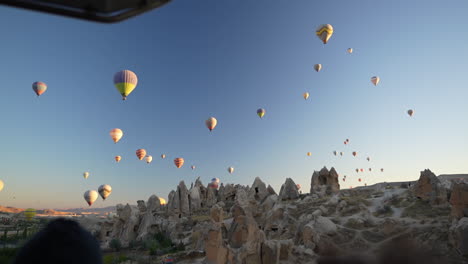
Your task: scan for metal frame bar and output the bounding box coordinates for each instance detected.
[0,0,171,23]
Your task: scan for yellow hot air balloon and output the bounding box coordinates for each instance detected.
[115,156,122,163]
[307,152,312,156]
[257,108,266,119]
[303,92,309,100]
[206,117,217,131]
[316,24,334,44]
[24,208,36,221]
[114,70,138,101]
[314,64,322,72]
[110,128,123,143]
[0,180,4,192]
[83,172,89,179]
[371,76,380,86]
[159,197,167,205]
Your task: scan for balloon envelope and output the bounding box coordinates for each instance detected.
[174,158,184,168]
[352,151,357,157]
[84,190,98,206]
[257,108,266,118]
[303,92,309,100]
[114,70,138,100]
[347,48,353,54]
[115,156,121,163]
[371,76,380,86]
[316,24,334,44]
[307,152,312,156]
[145,155,153,164]
[0,180,3,192]
[191,165,196,170]
[206,117,217,131]
[314,64,322,72]
[136,149,146,160]
[407,109,414,117]
[98,184,112,200]
[83,172,89,179]
[228,167,234,174]
[161,154,166,159]
[32,81,47,96]
[110,129,123,143]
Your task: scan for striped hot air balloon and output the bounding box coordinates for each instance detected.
[136,149,146,160]
[110,128,123,143]
[98,184,112,200]
[114,70,138,100]
[24,208,36,221]
[32,81,47,97]
[174,158,184,168]
[316,24,334,44]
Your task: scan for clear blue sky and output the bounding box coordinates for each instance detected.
[0,0,467,209]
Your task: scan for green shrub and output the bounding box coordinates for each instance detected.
[109,238,122,252]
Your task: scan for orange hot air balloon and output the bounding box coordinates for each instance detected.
[110,128,123,143]
[136,149,146,160]
[174,158,184,168]
[115,156,121,163]
[352,151,357,157]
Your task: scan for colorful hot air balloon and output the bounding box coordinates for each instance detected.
[347,48,353,54]
[316,24,334,44]
[174,158,184,168]
[114,70,138,100]
[206,117,217,131]
[371,76,380,86]
[257,108,266,119]
[228,167,234,174]
[84,190,98,206]
[333,151,337,156]
[145,155,153,164]
[314,64,322,72]
[24,208,36,221]
[303,92,309,100]
[98,184,112,200]
[407,109,414,117]
[161,154,166,159]
[191,165,196,170]
[32,82,47,97]
[83,172,89,179]
[115,156,122,163]
[110,128,123,143]
[136,149,146,160]
[0,180,4,192]
[352,151,357,157]
[307,152,312,156]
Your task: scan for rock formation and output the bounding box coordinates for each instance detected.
[412,169,448,206]
[310,167,340,196]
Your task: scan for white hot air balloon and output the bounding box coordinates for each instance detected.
[98,184,112,200]
[83,172,89,179]
[145,155,153,164]
[84,190,98,206]
[228,167,234,174]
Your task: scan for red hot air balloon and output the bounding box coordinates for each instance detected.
[352,151,357,157]
[358,178,362,182]
[136,149,146,160]
[360,168,364,172]
[174,158,184,168]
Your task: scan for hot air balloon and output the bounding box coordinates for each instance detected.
[210,178,220,189]
[340,152,343,156]
[307,152,312,156]
[174,158,184,168]
[257,108,266,119]
[206,117,217,131]
[145,155,153,164]
[381,168,384,172]
[316,24,333,44]
[303,92,309,100]
[371,76,380,86]
[110,128,123,143]
[115,156,121,163]
[159,197,167,205]
[367,157,370,162]
[136,149,146,160]
[360,168,364,172]
[84,190,98,206]
[342,178,346,182]
[344,141,348,145]
[356,169,359,173]
[0,180,3,192]
[358,178,362,182]
[347,48,353,54]
[228,167,234,174]
[296,184,301,190]
[407,109,414,117]
[24,208,36,221]
[314,64,322,72]
[333,151,337,156]
[32,82,47,97]
[352,151,357,157]
[114,70,138,100]
[83,172,89,179]
[98,184,112,200]
[191,165,196,170]
[369,168,372,172]
[161,154,166,159]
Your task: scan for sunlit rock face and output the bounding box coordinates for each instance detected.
[310,167,340,197]
[413,169,448,206]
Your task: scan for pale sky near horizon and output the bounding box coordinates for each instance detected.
[0,0,467,209]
